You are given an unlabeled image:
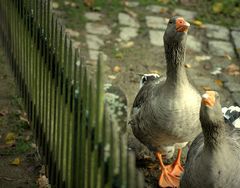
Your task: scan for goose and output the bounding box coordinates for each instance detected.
[180,91,240,188]
[130,16,201,187]
[222,105,240,128]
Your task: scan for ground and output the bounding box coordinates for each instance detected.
[0,45,40,187]
[0,0,239,188]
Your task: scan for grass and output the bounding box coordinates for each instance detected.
[55,0,239,28]
[194,0,240,27]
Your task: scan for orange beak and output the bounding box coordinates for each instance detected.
[176,17,190,32]
[202,91,216,107]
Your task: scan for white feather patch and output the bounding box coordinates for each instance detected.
[139,73,160,89]
[222,106,240,128]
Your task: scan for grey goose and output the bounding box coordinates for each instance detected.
[180,91,240,188]
[130,16,201,187]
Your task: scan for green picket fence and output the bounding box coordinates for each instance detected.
[0,0,144,187]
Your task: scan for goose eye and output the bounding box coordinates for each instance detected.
[169,21,173,24]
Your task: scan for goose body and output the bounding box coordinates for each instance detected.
[180,91,240,188]
[130,16,201,187]
[132,77,201,156]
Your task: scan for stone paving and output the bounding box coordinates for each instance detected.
[56,2,240,106]
[81,3,240,106]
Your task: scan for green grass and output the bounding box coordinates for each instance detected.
[15,139,32,154]
[55,0,239,28]
[194,0,240,27]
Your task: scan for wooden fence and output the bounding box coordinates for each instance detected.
[0,0,144,187]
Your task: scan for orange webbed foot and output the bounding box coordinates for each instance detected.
[171,149,184,177]
[170,162,184,177]
[159,168,180,188]
[155,152,181,188]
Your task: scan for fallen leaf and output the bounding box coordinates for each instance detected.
[124,8,137,18]
[37,175,49,188]
[108,75,116,80]
[195,55,211,62]
[113,66,121,73]
[159,7,168,14]
[203,86,212,91]
[215,79,223,87]
[224,54,232,60]
[0,144,13,149]
[0,110,8,116]
[52,2,59,9]
[120,41,134,48]
[184,64,191,68]
[25,135,31,141]
[191,20,203,28]
[225,63,240,76]
[11,157,20,166]
[31,143,37,149]
[5,132,16,145]
[212,2,223,13]
[115,52,124,59]
[20,116,30,125]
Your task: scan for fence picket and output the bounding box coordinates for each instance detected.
[0,1,144,187]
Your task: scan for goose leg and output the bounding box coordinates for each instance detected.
[166,149,184,177]
[156,152,180,188]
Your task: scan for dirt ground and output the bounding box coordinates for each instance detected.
[0,45,40,187]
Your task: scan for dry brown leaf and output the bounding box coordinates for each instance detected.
[203,86,212,91]
[10,157,20,166]
[0,110,8,116]
[224,54,232,60]
[159,7,168,14]
[5,132,16,145]
[215,79,223,87]
[225,63,240,76]
[184,64,191,68]
[37,175,49,188]
[113,66,121,73]
[0,144,13,149]
[20,116,30,125]
[124,8,137,18]
[0,109,8,116]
